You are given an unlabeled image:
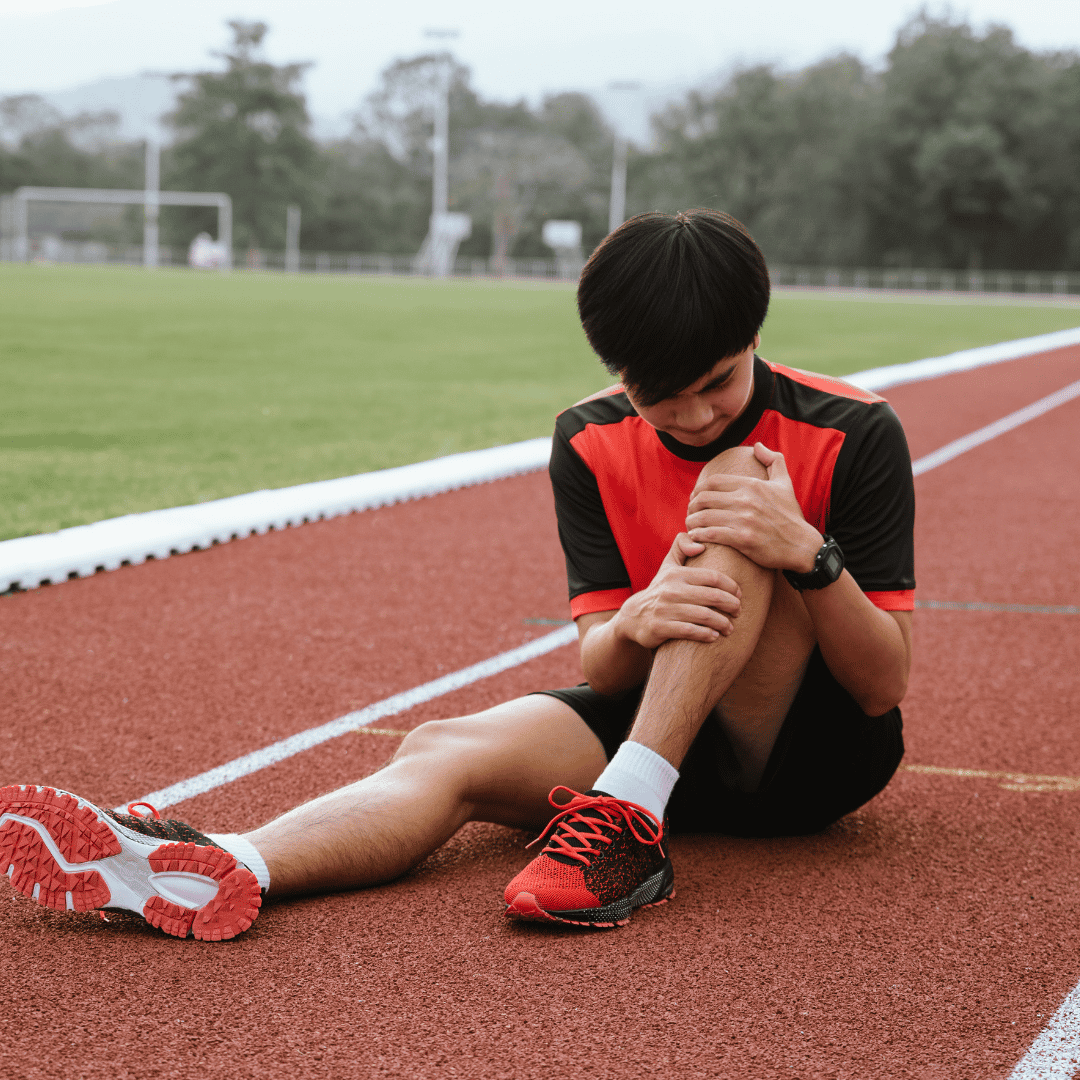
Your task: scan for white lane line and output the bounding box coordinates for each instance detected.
[909,379,1080,1076]
[1010,984,1080,1079]
[911,379,1080,476]
[118,375,1080,816]
[119,623,577,812]
[103,370,1080,1070]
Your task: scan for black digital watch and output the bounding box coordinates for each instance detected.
[783,535,845,592]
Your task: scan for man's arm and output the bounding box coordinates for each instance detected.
[799,576,911,716]
[576,533,743,697]
[686,441,912,716]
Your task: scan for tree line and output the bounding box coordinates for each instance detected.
[2,14,1079,271]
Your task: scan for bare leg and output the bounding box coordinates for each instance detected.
[246,695,607,899]
[629,446,816,789]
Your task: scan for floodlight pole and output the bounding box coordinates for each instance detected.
[285,205,301,272]
[432,73,450,220]
[608,134,627,234]
[606,81,639,234]
[144,136,161,269]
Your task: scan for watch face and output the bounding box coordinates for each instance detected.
[824,549,844,578]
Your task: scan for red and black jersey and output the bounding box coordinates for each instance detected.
[550,356,916,619]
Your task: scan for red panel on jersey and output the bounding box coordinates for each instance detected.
[865,589,915,611]
[765,362,885,405]
[743,410,847,532]
[570,409,849,596]
[570,415,704,596]
[570,588,634,620]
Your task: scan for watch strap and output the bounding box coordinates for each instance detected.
[783,535,844,592]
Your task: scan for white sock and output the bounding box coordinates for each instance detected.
[207,833,271,892]
[593,741,679,822]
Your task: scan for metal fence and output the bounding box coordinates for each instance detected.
[768,264,1080,296]
[0,237,581,280]
[3,236,1080,295]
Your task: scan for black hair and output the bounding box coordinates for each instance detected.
[576,209,771,406]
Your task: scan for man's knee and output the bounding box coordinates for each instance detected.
[699,443,766,483]
[393,717,471,764]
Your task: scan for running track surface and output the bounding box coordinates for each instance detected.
[2,346,1079,1079]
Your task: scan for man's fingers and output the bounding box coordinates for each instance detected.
[675,566,742,596]
[663,609,733,640]
[684,523,745,550]
[755,441,788,481]
[662,531,705,566]
[686,489,749,516]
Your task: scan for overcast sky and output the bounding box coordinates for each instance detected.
[3,0,1080,139]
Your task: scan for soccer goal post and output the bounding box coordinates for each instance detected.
[9,186,233,270]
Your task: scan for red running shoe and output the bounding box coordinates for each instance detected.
[504,787,674,927]
[0,785,261,941]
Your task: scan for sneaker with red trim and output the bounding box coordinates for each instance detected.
[503,787,674,927]
[0,785,261,941]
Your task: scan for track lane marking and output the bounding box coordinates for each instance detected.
[92,369,1080,1074]
[911,378,1080,476]
[916,600,1079,614]
[119,624,576,813]
[901,764,1080,794]
[118,373,1080,817]
[1010,987,1080,1079]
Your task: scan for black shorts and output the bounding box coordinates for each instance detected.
[535,646,904,838]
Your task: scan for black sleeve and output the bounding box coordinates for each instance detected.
[827,403,916,594]
[549,418,632,602]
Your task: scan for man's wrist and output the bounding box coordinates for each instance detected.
[792,527,825,574]
[785,534,845,592]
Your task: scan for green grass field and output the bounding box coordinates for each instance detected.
[2,261,1078,540]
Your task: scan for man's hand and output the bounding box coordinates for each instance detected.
[612,532,742,649]
[685,442,823,572]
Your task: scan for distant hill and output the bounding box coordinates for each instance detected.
[42,73,179,141]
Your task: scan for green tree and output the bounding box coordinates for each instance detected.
[165,20,320,251]
[640,57,875,265]
[333,58,614,259]
[1,96,143,197]
[867,13,1078,269]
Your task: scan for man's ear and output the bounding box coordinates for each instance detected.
[753,332,761,350]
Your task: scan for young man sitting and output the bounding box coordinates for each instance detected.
[0,210,914,939]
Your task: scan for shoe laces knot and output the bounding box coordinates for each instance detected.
[527,787,664,866]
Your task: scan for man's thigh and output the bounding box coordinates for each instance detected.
[413,694,609,832]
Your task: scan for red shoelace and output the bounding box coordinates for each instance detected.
[528,787,664,866]
[126,801,161,820]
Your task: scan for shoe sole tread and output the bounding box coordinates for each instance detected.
[0,785,260,940]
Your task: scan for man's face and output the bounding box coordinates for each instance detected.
[624,334,759,447]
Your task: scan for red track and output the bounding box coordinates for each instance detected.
[2,347,1079,1079]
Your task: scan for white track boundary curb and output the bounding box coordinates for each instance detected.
[4,324,1079,592]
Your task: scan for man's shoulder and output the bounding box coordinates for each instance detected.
[766,361,885,407]
[764,360,895,439]
[555,384,637,440]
